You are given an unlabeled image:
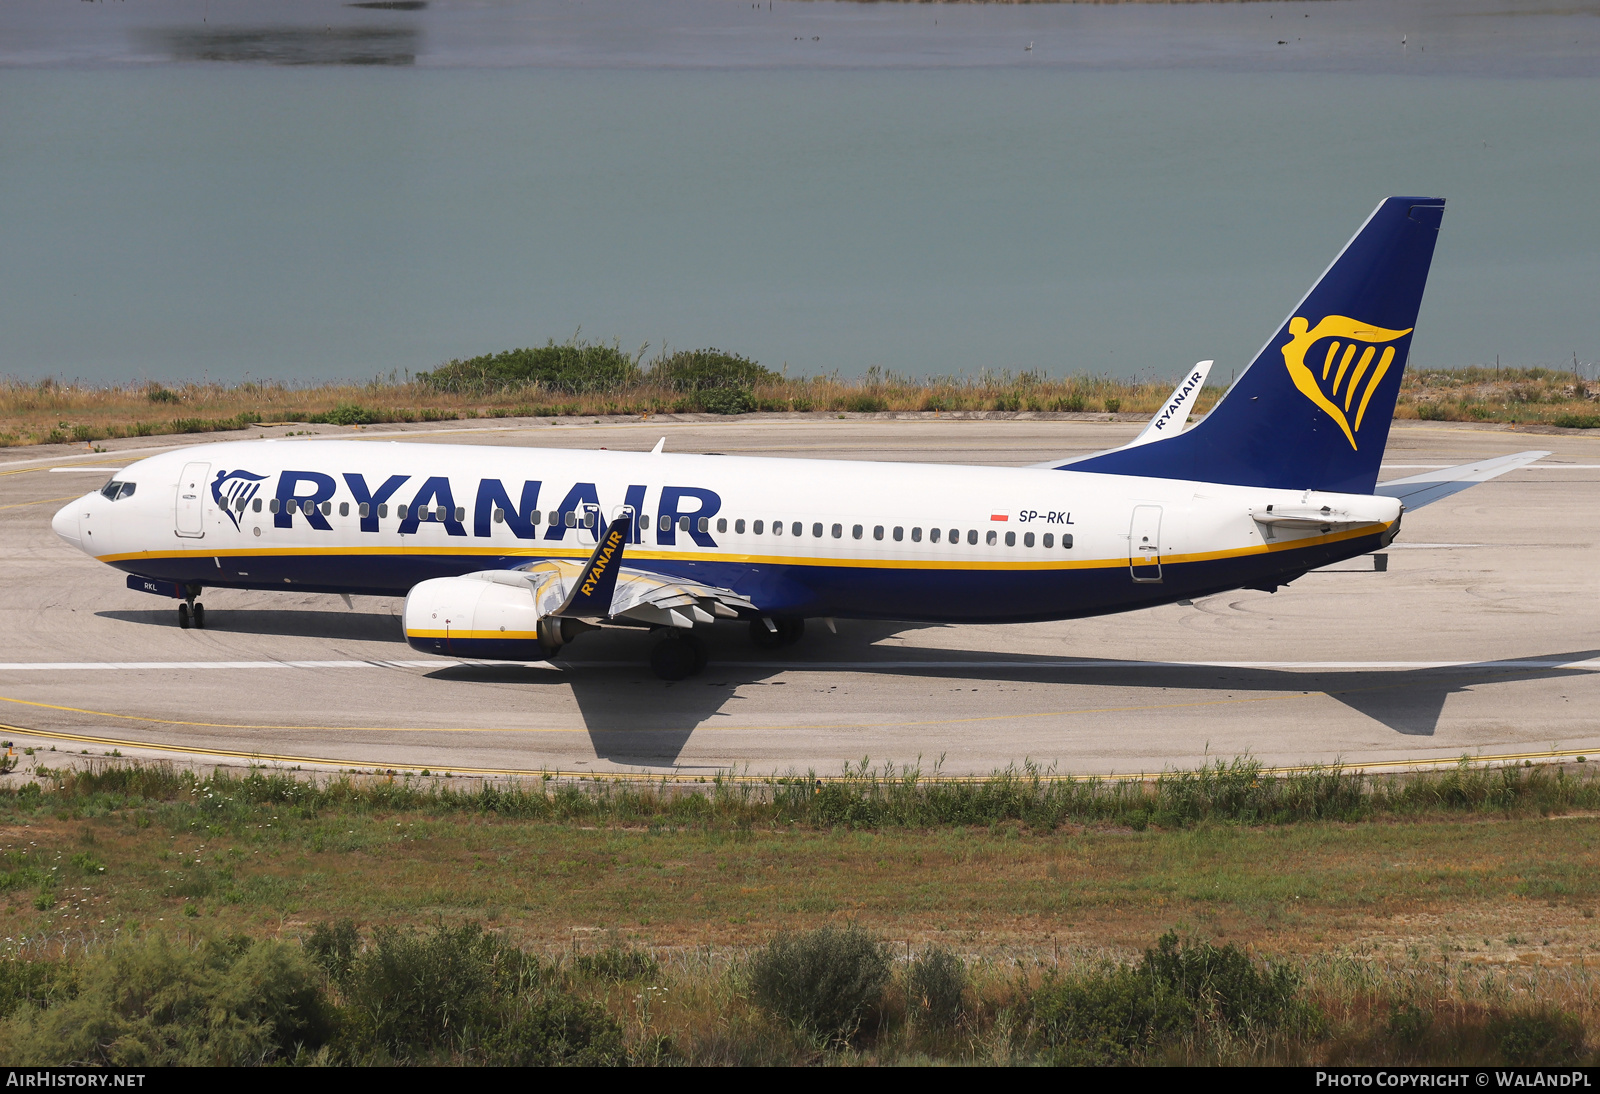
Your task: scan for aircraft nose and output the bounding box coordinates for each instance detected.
[51,498,83,548]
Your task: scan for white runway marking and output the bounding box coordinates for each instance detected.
[0,658,1595,673]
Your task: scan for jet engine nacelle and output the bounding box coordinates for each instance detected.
[402,573,562,661]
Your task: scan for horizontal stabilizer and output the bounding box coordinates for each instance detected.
[1376,450,1550,510]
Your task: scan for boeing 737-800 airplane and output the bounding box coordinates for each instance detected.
[52,197,1546,680]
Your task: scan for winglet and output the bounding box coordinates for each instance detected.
[1376,450,1550,510]
[650,437,666,455]
[554,515,632,620]
[1127,361,1213,448]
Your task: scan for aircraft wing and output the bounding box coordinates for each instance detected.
[1375,450,1551,510]
[519,559,755,629]
[1033,361,1213,469]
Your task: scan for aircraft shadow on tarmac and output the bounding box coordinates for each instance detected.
[97,609,404,643]
[423,619,1600,768]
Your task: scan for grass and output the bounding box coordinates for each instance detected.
[0,759,1596,1063]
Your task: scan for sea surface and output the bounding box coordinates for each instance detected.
[1,0,1596,384]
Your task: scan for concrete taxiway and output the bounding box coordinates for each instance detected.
[2,415,1597,778]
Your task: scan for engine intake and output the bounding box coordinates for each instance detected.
[402,574,558,661]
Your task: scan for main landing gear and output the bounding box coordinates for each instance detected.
[177,588,205,629]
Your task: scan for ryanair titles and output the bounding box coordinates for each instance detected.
[222,469,723,548]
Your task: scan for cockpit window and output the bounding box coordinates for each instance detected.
[100,481,135,501]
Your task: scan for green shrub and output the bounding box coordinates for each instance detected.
[0,934,333,1066]
[1029,932,1309,1065]
[843,393,888,413]
[146,385,181,404]
[421,337,640,395]
[1140,931,1306,1033]
[904,946,966,1030]
[1031,964,1190,1065]
[747,925,892,1045]
[305,920,360,982]
[330,922,622,1064]
[698,387,756,415]
[1490,1008,1587,1065]
[573,945,660,984]
[1552,413,1600,429]
[648,348,773,392]
[320,403,378,426]
[1103,397,1122,413]
[483,991,625,1066]
[0,961,75,1021]
[1053,393,1087,412]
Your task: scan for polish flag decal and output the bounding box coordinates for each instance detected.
[990,512,1009,522]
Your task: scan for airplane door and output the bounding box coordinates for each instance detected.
[1129,505,1162,583]
[175,462,209,539]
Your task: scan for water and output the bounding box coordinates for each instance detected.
[1,0,1596,384]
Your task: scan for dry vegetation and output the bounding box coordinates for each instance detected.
[5,360,1598,451]
[0,758,1596,1064]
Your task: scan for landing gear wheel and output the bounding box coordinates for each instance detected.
[687,632,709,674]
[193,602,205,629]
[650,632,704,681]
[777,617,805,646]
[177,603,191,629]
[749,618,783,650]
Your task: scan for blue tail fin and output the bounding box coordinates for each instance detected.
[1068,197,1445,494]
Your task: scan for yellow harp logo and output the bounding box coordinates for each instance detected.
[1281,315,1412,450]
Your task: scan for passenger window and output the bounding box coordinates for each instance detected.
[548,511,559,526]
[494,508,505,523]
[717,518,728,533]
[873,525,883,541]
[253,498,262,513]
[948,528,957,543]
[831,523,841,539]
[911,527,922,542]
[1024,532,1035,547]
[360,502,371,518]
[773,521,782,536]
[235,497,246,512]
[698,517,709,533]
[532,511,543,526]
[320,501,332,516]
[852,524,863,540]
[736,519,746,534]
[679,515,691,532]
[1005,531,1016,547]
[1062,534,1074,549]
[397,504,408,519]
[378,503,388,518]
[753,520,764,535]
[564,511,576,528]
[893,526,903,542]
[986,530,997,546]
[966,529,977,545]
[339,501,349,517]
[1043,532,1054,548]
[269,499,281,514]
[638,513,648,529]
[930,528,941,543]
[792,522,802,537]
[456,507,466,522]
